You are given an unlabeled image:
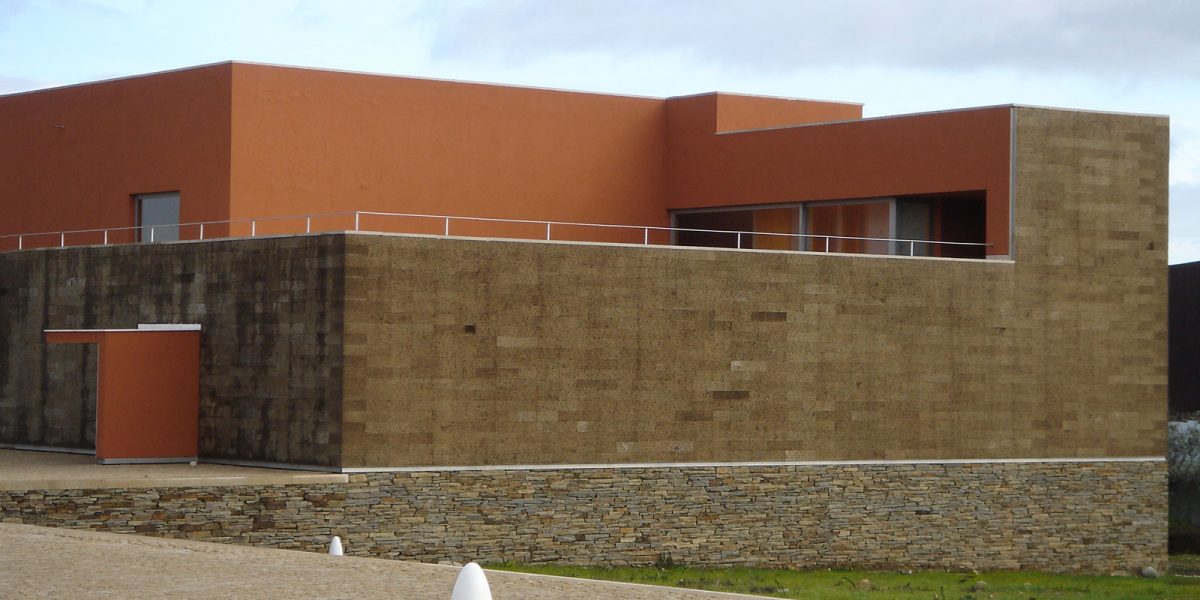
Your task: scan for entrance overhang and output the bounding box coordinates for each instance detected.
[44,324,200,464]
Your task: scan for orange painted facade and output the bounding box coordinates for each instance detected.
[666,95,1012,255]
[45,329,200,463]
[0,62,1012,255]
[0,64,232,243]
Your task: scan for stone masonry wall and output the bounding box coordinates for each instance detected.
[0,461,1167,574]
[0,235,346,466]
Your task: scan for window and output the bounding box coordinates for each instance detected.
[670,191,986,259]
[135,192,180,242]
[803,194,984,258]
[803,199,892,254]
[673,206,801,250]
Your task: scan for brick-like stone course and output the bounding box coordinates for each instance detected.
[0,461,1167,574]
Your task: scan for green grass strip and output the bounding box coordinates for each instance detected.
[493,561,1200,599]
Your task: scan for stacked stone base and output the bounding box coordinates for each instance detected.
[0,460,1166,574]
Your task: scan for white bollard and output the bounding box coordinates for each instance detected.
[450,562,492,600]
[328,535,343,556]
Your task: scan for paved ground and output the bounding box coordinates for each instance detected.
[0,449,346,490]
[0,524,766,599]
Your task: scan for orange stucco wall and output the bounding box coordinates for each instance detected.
[0,64,233,243]
[227,64,673,235]
[713,92,862,133]
[667,94,1013,255]
[0,62,1010,254]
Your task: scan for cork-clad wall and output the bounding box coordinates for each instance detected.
[0,236,346,466]
[340,107,1168,468]
[1009,105,1170,449]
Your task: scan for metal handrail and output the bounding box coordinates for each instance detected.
[0,209,992,257]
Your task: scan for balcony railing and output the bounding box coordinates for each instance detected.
[0,210,990,257]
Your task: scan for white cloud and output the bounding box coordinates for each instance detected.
[1172,183,1200,264]
[0,74,45,93]
[0,0,1195,262]
[0,0,435,86]
[428,0,1200,78]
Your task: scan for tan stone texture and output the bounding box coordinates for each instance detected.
[341,107,1167,467]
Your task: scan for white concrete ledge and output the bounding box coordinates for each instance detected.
[340,455,1166,474]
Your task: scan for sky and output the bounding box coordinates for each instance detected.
[2,0,1197,262]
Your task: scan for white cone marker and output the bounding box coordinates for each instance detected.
[450,562,492,600]
[329,535,343,556]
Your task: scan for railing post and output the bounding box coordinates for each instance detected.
[60,232,65,247]
[354,212,360,232]
[910,241,915,257]
[306,216,312,234]
[103,230,108,245]
[199,223,205,240]
[545,222,551,241]
[250,220,256,237]
[150,226,155,243]
[736,232,742,249]
[825,236,830,253]
[18,235,22,250]
[444,217,450,236]
[643,227,649,245]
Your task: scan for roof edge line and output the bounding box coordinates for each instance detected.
[0,61,235,98]
[1010,103,1169,119]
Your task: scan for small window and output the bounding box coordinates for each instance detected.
[135,192,180,242]
[673,206,801,250]
[674,209,754,248]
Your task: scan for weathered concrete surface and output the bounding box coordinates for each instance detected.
[0,523,766,600]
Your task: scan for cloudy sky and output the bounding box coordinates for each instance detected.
[2,0,1197,262]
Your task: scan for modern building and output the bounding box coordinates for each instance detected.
[1171,261,1200,416]
[0,62,1170,572]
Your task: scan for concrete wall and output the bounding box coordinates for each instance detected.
[0,460,1166,574]
[0,236,345,466]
